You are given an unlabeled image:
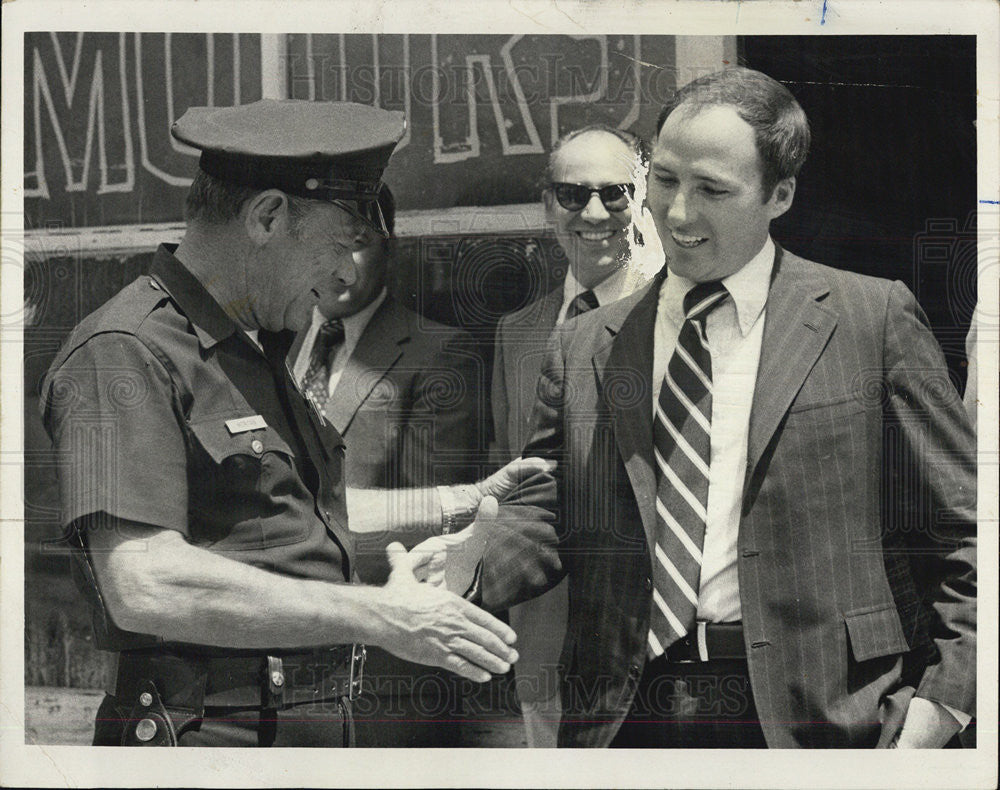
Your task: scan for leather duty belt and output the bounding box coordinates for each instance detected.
[114,644,366,710]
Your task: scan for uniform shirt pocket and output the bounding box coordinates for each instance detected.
[187,416,308,551]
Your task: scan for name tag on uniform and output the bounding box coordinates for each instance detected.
[225,415,268,434]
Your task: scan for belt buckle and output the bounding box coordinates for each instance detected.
[349,644,366,700]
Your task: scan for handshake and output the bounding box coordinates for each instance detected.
[377,457,553,683]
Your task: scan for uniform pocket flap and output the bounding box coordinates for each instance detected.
[188,417,296,463]
[844,603,910,662]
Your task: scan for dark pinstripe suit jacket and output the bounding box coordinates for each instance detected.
[481,247,977,747]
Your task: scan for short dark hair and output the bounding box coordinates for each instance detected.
[656,67,810,199]
[544,124,650,185]
[184,168,261,224]
[184,168,316,229]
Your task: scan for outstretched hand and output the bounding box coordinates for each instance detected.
[379,533,517,683]
[409,495,496,591]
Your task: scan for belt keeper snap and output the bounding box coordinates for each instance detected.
[266,656,286,707]
[135,718,158,742]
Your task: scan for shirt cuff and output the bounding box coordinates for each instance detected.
[912,695,972,731]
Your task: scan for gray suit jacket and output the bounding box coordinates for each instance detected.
[291,297,484,735]
[492,287,563,461]
[290,296,484,580]
[482,247,977,747]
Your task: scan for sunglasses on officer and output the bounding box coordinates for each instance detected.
[332,197,390,239]
[550,182,636,213]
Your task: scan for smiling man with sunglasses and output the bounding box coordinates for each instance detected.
[491,124,650,746]
[544,127,649,321]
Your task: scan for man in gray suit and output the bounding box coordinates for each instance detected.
[291,185,538,746]
[449,67,975,748]
[492,125,649,746]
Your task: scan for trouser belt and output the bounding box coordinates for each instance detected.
[114,644,366,709]
[664,622,745,663]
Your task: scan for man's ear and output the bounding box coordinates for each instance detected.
[244,190,290,245]
[542,187,557,222]
[767,177,796,220]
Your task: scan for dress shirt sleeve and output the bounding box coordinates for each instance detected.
[41,332,190,535]
[909,697,972,731]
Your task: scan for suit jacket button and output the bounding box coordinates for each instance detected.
[643,577,652,591]
[628,663,641,679]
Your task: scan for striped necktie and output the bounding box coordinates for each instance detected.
[302,318,345,412]
[648,280,729,657]
[566,289,599,320]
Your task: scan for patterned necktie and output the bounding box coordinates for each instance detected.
[566,289,599,320]
[648,280,729,657]
[302,318,345,412]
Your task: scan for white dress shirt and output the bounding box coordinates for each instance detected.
[557,263,632,326]
[292,288,388,392]
[652,236,774,622]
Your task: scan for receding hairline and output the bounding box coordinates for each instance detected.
[551,127,638,163]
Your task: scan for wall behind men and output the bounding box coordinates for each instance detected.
[740,35,977,388]
[22,33,978,687]
[22,32,697,687]
[24,32,679,229]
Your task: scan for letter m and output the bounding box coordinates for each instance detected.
[26,32,133,199]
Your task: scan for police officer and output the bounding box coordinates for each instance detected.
[39,100,517,747]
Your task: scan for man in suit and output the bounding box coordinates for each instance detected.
[39,100,517,748]
[291,184,531,746]
[492,125,650,746]
[466,67,976,748]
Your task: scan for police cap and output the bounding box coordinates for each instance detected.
[172,99,406,235]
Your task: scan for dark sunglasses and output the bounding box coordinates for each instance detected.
[550,182,636,212]
[332,197,390,239]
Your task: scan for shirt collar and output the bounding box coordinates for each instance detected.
[659,236,775,336]
[561,263,630,314]
[149,244,240,349]
[340,287,388,348]
[299,286,388,373]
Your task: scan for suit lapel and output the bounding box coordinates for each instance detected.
[325,299,407,434]
[515,289,564,441]
[745,248,837,490]
[286,325,308,377]
[594,282,661,555]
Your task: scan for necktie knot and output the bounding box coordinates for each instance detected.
[683,281,728,322]
[566,289,599,320]
[316,318,345,350]
[303,318,344,412]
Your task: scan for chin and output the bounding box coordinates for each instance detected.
[284,302,315,333]
[575,254,625,287]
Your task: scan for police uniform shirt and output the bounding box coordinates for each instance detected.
[41,245,354,640]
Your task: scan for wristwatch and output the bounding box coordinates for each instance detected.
[437,484,481,534]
